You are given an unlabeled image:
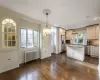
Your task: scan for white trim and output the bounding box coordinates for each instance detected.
[20,28,39,49]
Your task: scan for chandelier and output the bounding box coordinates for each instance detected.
[43,9,51,35]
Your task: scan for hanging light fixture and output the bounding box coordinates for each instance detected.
[43,9,51,35]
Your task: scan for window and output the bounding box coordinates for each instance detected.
[33,31,38,47]
[73,32,87,45]
[2,19,16,48]
[21,28,38,48]
[21,29,26,48]
[27,30,33,48]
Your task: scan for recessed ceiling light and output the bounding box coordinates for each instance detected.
[81,25,83,27]
[86,16,90,18]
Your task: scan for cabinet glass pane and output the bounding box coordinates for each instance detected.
[4,41,7,47]
[12,29,15,33]
[12,41,16,46]
[4,33,7,40]
[8,33,12,40]
[8,41,12,47]
[8,27,12,32]
[12,35,15,40]
[4,28,7,32]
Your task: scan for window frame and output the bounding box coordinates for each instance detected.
[20,28,39,48]
[73,32,86,45]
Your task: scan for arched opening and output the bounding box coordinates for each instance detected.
[2,19,16,48]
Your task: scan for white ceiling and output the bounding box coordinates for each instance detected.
[0,0,100,29]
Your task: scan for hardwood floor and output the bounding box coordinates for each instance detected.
[0,53,99,80]
[84,55,99,65]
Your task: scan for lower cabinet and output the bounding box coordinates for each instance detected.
[67,46,85,61]
[85,46,99,58]
[0,51,19,73]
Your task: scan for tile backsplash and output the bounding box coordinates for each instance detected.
[90,40,99,46]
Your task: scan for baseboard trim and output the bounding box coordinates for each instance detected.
[0,64,19,74]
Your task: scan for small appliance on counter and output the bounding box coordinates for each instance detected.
[87,40,92,45]
[66,40,71,44]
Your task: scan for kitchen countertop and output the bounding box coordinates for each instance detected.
[66,44,99,46]
[66,44,85,48]
[86,45,99,46]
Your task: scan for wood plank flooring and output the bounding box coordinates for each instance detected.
[0,53,99,80]
[84,55,99,65]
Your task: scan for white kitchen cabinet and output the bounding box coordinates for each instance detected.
[86,46,99,58]
[87,24,99,40]
[91,46,99,58]
[66,45,85,61]
[85,46,91,55]
[66,30,73,40]
[95,25,99,39]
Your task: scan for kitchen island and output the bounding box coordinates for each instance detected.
[66,44,85,61]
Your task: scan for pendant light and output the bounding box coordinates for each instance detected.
[43,9,51,35]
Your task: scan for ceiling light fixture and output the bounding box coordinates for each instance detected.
[72,25,78,34]
[93,17,100,20]
[43,9,51,35]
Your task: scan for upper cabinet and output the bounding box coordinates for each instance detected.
[87,25,95,39]
[66,30,73,40]
[95,25,99,39]
[87,24,99,40]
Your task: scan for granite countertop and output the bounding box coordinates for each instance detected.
[66,44,84,48]
[86,45,99,46]
[66,44,99,46]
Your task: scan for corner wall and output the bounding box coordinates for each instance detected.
[40,24,52,59]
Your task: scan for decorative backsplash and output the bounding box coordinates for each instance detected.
[91,40,99,46]
[88,40,99,46]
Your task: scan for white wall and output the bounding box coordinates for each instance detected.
[40,24,52,59]
[58,28,66,53]
[55,28,59,54]
[0,6,41,73]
